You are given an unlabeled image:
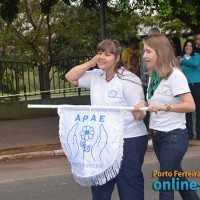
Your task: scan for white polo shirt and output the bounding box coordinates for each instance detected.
[147,68,191,132]
[78,68,147,138]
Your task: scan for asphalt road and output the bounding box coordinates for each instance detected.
[0,145,200,200]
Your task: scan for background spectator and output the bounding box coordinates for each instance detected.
[171,36,182,57]
[122,37,140,76]
[179,39,200,140]
[194,33,200,53]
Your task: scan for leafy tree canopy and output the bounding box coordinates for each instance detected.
[82,0,199,33]
[40,0,71,14]
[83,0,138,13]
[0,0,72,24]
[137,0,200,33]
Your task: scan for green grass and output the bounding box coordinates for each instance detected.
[0,151,16,156]
[24,146,49,152]
[0,144,61,156]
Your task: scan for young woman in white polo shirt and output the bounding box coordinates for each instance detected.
[65,39,148,200]
[134,34,199,200]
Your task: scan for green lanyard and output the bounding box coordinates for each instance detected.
[148,70,163,99]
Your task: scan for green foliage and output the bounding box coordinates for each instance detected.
[139,11,190,37]
[40,0,71,14]
[40,0,58,14]
[0,0,72,23]
[0,0,198,62]
[83,0,99,9]
[1,0,199,101]
[0,0,20,24]
[105,10,140,46]
[0,1,96,62]
[137,0,200,33]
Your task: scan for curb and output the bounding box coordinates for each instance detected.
[0,149,65,163]
[0,140,154,163]
[1,139,198,163]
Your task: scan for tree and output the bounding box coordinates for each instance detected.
[0,0,95,98]
[83,0,140,40]
[137,0,200,34]
[100,0,106,39]
[138,11,191,38]
[3,0,197,100]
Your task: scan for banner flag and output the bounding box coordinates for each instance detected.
[58,105,124,186]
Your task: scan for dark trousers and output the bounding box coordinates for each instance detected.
[186,83,200,139]
[91,135,148,200]
[152,128,199,200]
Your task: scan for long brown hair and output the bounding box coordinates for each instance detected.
[143,34,180,79]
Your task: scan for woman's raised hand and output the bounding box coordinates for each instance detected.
[89,55,99,68]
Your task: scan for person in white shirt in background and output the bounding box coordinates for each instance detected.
[133,34,199,200]
[65,39,148,200]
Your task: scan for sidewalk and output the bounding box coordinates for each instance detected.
[0,116,60,150]
[0,116,199,162]
[0,116,61,162]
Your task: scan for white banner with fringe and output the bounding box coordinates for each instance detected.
[58,105,124,186]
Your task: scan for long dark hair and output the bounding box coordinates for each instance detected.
[172,36,182,57]
[182,39,196,56]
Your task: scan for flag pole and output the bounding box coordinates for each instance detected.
[27,104,148,111]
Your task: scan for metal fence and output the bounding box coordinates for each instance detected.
[0,56,92,102]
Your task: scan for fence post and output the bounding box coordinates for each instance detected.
[78,88,81,96]
[38,65,44,98]
[24,85,27,101]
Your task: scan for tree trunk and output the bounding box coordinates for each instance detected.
[100,0,106,40]
[41,17,51,99]
[41,64,51,99]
